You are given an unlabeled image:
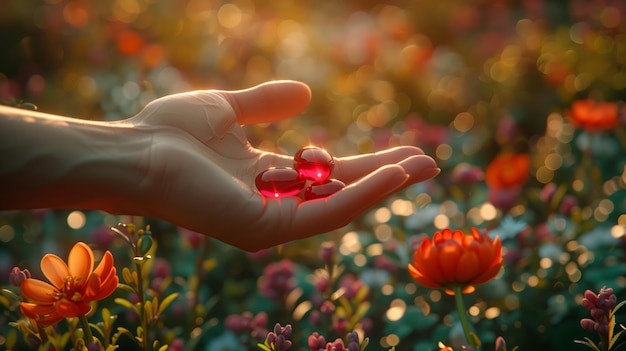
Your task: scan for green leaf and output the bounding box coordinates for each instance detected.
[115,327,136,343]
[116,283,136,294]
[122,267,135,285]
[354,286,370,304]
[612,300,626,316]
[114,298,136,311]
[1,288,22,302]
[89,323,105,339]
[158,292,179,315]
[468,331,481,350]
[610,329,625,350]
[257,343,273,351]
[5,329,17,349]
[144,300,154,322]
[338,296,353,316]
[574,338,601,351]
[102,308,110,322]
[360,337,369,351]
[110,226,132,245]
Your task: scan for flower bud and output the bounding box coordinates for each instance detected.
[308,332,326,350]
[9,267,31,287]
[319,242,336,264]
[494,336,507,351]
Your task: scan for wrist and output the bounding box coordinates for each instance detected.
[0,106,150,213]
[65,123,152,214]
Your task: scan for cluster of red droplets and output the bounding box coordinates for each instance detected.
[255,146,346,200]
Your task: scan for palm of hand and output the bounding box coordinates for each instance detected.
[126,82,439,251]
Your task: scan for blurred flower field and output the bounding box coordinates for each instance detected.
[1,0,626,350]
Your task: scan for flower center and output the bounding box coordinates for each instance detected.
[59,276,84,301]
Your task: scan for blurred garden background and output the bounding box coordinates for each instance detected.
[1,0,626,350]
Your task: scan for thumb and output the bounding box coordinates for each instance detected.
[218,80,312,125]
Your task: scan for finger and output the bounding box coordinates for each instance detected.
[395,155,440,184]
[218,80,312,125]
[333,146,430,183]
[280,164,411,242]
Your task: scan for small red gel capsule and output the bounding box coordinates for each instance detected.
[294,146,334,182]
[255,167,306,198]
[305,179,346,200]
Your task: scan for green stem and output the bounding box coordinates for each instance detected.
[452,286,479,350]
[35,322,49,346]
[599,333,609,351]
[135,260,152,351]
[79,315,94,345]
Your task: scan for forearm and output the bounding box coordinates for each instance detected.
[0,105,148,213]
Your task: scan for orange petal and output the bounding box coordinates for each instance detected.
[407,264,443,289]
[68,242,94,284]
[83,273,102,300]
[473,262,502,285]
[456,250,480,283]
[20,279,58,304]
[41,254,70,290]
[469,241,494,269]
[414,245,447,285]
[93,251,114,280]
[90,272,119,300]
[438,242,462,283]
[20,302,56,317]
[20,303,63,326]
[461,285,476,294]
[56,299,92,318]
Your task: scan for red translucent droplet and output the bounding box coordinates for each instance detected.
[255,167,306,198]
[294,146,334,182]
[305,179,346,200]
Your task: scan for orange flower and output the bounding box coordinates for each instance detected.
[485,153,530,189]
[567,99,619,131]
[408,228,502,294]
[19,242,118,326]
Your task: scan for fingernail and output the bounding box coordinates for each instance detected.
[418,167,441,181]
[399,155,437,175]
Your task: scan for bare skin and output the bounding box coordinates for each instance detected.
[0,80,440,251]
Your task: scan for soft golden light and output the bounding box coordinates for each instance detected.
[0,225,15,243]
[374,207,392,223]
[433,214,450,229]
[435,144,452,160]
[67,211,86,229]
[480,203,497,221]
[374,224,393,242]
[217,4,243,28]
[485,307,501,319]
[340,232,362,255]
[391,199,414,216]
[366,243,384,256]
[453,112,474,133]
[386,299,406,321]
[612,225,626,238]
[354,254,367,267]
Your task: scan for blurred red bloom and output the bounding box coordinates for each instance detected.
[566,99,619,131]
[19,242,118,326]
[485,152,530,189]
[408,228,502,294]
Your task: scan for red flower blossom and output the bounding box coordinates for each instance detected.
[485,153,530,189]
[19,242,118,326]
[408,228,502,294]
[567,99,619,131]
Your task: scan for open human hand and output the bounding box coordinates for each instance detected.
[127,80,439,251]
